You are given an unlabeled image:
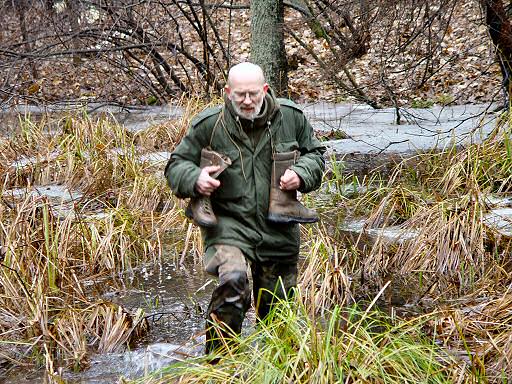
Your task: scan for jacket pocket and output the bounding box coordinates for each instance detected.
[275,140,299,153]
[214,150,245,200]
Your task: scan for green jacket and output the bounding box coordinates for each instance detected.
[165,95,325,261]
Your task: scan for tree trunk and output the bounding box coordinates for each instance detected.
[481,0,512,107]
[250,0,288,97]
[66,0,82,66]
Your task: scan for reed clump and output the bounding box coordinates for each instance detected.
[0,100,212,374]
[305,114,512,381]
[138,295,459,384]
[332,120,512,289]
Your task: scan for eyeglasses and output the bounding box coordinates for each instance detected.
[231,90,262,101]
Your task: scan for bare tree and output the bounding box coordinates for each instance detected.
[286,0,494,111]
[0,0,503,110]
[0,0,237,105]
[13,0,38,79]
[287,0,379,107]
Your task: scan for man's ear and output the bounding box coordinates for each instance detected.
[225,85,232,97]
[263,83,269,93]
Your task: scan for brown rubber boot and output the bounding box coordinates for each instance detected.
[267,151,319,224]
[185,148,231,227]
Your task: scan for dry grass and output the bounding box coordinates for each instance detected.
[138,295,461,384]
[307,114,512,381]
[430,290,512,381]
[299,224,353,314]
[0,99,213,375]
[3,101,512,382]
[359,195,488,286]
[339,118,512,286]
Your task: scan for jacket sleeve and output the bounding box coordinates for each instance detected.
[164,113,215,198]
[289,112,326,193]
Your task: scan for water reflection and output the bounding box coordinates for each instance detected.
[3,259,216,384]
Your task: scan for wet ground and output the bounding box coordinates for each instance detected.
[0,255,431,384]
[68,259,213,383]
[2,101,498,179]
[1,101,498,151]
[3,257,217,383]
[0,101,506,382]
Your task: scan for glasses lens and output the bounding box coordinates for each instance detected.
[233,90,260,101]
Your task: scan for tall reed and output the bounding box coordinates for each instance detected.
[0,101,213,374]
[137,294,460,383]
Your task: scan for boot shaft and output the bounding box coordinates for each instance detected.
[268,150,318,224]
[200,147,232,178]
[271,150,299,188]
[187,148,232,228]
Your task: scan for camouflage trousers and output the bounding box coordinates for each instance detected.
[203,244,297,354]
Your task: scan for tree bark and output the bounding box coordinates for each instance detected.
[66,0,82,66]
[250,0,289,97]
[481,0,512,106]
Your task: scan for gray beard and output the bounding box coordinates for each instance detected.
[231,97,264,120]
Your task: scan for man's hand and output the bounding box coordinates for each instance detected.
[195,165,221,196]
[280,169,301,191]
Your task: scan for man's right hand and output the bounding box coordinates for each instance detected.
[195,165,221,196]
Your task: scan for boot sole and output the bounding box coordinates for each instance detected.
[194,219,217,228]
[267,213,318,224]
[185,203,216,227]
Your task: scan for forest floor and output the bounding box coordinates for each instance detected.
[1,0,503,108]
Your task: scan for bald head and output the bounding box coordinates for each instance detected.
[227,62,266,88]
[225,62,269,120]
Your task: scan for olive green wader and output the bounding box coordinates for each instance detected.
[204,244,297,354]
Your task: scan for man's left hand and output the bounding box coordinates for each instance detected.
[280,169,301,190]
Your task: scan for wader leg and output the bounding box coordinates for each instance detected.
[204,245,251,355]
[251,258,298,321]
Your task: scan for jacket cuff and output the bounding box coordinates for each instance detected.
[289,165,308,192]
[184,168,202,197]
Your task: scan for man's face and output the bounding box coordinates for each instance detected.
[226,77,268,120]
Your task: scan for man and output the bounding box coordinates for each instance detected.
[164,62,325,354]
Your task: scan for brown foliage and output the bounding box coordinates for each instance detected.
[0,0,504,107]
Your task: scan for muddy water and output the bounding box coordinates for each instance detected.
[4,258,221,383]
[69,260,212,383]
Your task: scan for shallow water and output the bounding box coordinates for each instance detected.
[3,259,218,383]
